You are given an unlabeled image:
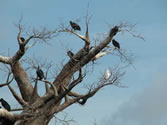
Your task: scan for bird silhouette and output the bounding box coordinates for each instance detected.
[36,66,44,80]
[78,98,87,105]
[67,51,74,58]
[110,26,119,36]
[0,98,11,111]
[112,39,120,49]
[20,37,25,42]
[70,21,81,31]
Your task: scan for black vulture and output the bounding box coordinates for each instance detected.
[36,66,44,80]
[110,26,119,37]
[70,21,81,31]
[0,98,11,111]
[20,37,25,42]
[67,51,74,58]
[112,39,120,49]
[78,98,87,105]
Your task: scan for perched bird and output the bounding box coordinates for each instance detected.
[70,21,81,31]
[67,51,74,58]
[104,69,111,80]
[78,98,87,105]
[20,37,25,42]
[0,98,11,111]
[110,26,119,36]
[112,39,120,49]
[36,66,44,80]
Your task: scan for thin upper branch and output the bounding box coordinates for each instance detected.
[92,49,113,62]
[10,108,23,112]
[30,78,40,103]
[8,84,27,107]
[12,35,34,63]
[58,29,90,46]
[13,24,58,63]
[44,63,53,94]
[0,73,13,87]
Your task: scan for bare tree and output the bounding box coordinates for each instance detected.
[0,16,140,125]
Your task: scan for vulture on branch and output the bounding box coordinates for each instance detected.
[0,98,11,111]
[20,37,25,42]
[36,66,44,80]
[112,39,120,49]
[110,26,119,36]
[67,51,74,59]
[78,98,87,105]
[70,21,81,31]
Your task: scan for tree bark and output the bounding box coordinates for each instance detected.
[11,62,33,101]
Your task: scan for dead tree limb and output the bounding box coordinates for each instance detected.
[8,84,27,107]
[11,61,34,102]
[30,77,40,103]
[0,56,12,64]
[41,79,58,96]
[0,73,13,87]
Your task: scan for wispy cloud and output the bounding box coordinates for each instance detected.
[103,73,167,125]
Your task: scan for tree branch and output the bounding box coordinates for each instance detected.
[84,16,91,51]
[8,84,27,107]
[44,64,52,94]
[10,108,23,112]
[12,35,34,63]
[0,108,36,122]
[58,29,89,44]
[68,91,82,97]
[41,79,58,96]
[92,49,113,62]
[52,96,81,114]
[0,73,13,87]
[11,62,34,101]
[0,56,12,64]
[77,67,125,105]
[30,78,40,103]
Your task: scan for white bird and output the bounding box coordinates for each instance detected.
[104,69,111,80]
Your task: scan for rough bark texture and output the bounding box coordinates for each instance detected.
[11,62,33,101]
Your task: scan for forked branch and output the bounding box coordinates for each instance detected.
[41,79,58,96]
[0,72,13,87]
[58,28,90,45]
[8,85,27,107]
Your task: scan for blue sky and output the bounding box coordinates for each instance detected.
[0,0,167,125]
